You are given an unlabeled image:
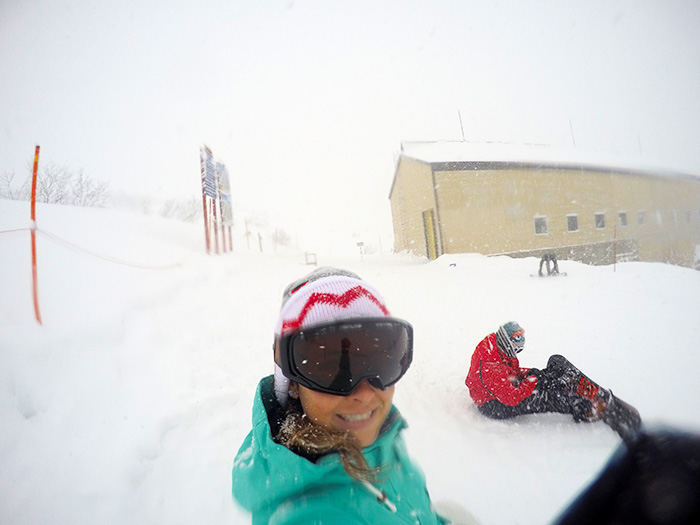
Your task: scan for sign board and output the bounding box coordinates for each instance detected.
[201,146,217,198]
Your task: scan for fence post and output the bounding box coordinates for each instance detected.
[30,145,43,325]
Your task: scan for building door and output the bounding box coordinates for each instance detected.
[422,209,438,260]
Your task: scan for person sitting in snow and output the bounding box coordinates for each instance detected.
[465,322,604,423]
[232,267,458,524]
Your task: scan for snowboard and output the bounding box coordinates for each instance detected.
[547,354,642,444]
[530,272,567,278]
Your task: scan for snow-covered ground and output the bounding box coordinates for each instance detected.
[1,199,699,524]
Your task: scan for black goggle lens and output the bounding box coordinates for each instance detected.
[281,319,413,395]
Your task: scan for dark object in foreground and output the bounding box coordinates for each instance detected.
[554,427,700,525]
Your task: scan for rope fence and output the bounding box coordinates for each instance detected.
[0,226,183,270]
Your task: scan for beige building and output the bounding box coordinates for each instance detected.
[389,142,700,268]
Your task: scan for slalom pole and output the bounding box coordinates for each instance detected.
[30,145,43,325]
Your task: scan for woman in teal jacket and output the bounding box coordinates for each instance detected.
[232,267,445,524]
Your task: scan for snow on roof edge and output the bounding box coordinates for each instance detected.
[398,140,700,180]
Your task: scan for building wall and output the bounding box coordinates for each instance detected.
[391,157,700,267]
[642,177,700,267]
[389,157,438,257]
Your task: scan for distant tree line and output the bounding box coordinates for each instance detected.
[0,162,109,208]
[109,193,203,223]
[1,163,299,246]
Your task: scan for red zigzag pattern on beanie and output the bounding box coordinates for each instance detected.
[281,286,389,333]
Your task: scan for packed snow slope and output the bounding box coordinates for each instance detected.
[1,199,699,525]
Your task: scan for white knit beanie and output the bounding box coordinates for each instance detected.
[273,268,390,405]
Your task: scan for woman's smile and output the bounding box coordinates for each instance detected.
[296,381,394,447]
[337,410,374,423]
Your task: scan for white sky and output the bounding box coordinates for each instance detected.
[2,0,700,241]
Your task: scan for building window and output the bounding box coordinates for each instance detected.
[595,213,606,229]
[687,210,692,224]
[534,216,548,235]
[638,211,646,225]
[656,210,663,225]
[618,212,627,227]
[567,214,579,232]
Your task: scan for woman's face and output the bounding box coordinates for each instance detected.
[293,380,394,448]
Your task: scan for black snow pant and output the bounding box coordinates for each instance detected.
[478,367,591,420]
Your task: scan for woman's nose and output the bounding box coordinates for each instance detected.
[349,379,377,400]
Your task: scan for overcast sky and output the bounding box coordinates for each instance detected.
[2,0,700,243]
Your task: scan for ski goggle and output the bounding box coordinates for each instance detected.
[511,330,525,352]
[277,318,413,396]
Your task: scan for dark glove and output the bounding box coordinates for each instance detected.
[524,367,542,388]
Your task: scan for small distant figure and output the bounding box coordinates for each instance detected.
[539,252,560,276]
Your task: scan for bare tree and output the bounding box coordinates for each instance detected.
[0,171,30,200]
[160,199,177,218]
[137,195,153,215]
[88,180,109,207]
[0,162,109,207]
[178,197,202,222]
[159,197,202,222]
[70,168,89,206]
[70,168,108,207]
[272,228,291,248]
[35,162,71,204]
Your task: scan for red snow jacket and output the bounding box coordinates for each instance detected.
[465,332,537,407]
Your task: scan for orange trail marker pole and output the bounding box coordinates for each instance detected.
[30,145,43,325]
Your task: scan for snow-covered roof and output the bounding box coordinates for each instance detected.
[398,141,699,180]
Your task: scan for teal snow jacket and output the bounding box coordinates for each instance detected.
[232,375,446,525]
